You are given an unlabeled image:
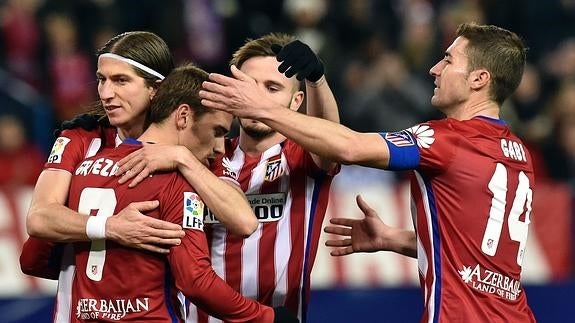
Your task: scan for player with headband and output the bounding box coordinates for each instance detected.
[20,32,258,320]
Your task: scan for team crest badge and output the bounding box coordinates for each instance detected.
[47,137,71,164]
[183,192,204,231]
[384,130,415,147]
[264,159,283,182]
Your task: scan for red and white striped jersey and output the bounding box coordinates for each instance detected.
[187,138,338,323]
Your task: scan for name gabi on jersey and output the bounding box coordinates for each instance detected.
[500,139,527,162]
[76,297,149,321]
[458,264,521,301]
[204,193,286,224]
[75,158,119,177]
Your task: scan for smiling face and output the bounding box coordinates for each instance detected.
[97,56,156,138]
[180,109,233,166]
[237,56,303,138]
[429,36,473,115]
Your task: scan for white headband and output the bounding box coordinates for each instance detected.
[99,53,165,80]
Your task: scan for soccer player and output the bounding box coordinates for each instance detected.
[20,31,258,316]
[199,23,537,322]
[20,31,184,296]
[64,63,294,322]
[116,34,340,322]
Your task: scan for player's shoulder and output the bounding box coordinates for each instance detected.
[411,117,502,139]
[281,138,306,155]
[58,125,116,143]
[152,169,193,191]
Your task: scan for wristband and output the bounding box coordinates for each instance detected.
[86,216,107,240]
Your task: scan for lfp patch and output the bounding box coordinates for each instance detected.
[47,137,71,164]
[183,192,204,231]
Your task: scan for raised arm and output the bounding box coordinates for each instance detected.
[272,40,339,171]
[116,144,258,237]
[200,68,390,170]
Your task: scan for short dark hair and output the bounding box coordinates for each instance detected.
[230,33,296,69]
[147,63,209,125]
[457,23,527,105]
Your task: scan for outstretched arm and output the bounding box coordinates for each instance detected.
[324,195,416,258]
[116,144,258,237]
[200,68,390,170]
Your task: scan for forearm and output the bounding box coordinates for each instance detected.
[260,107,364,163]
[184,271,273,323]
[388,229,417,258]
[171,238,274,322]
[304,76,341,170]
[26,170,92,241]
[177,152,257,237]
[27,203,91,241]
[20,237,62,279]
[305,76,340,123]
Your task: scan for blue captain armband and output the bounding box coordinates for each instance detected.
[379,131,420,170]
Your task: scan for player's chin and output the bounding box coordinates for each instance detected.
[430,96,442,108]
[105,113,126,128]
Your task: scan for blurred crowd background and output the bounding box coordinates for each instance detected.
[2,0,575,191]
[0,0,574,322]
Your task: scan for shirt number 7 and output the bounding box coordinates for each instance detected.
[78,187,117,281]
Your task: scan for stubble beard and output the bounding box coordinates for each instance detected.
[239,119,276,139]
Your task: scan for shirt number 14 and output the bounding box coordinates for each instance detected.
[481,163,533,267]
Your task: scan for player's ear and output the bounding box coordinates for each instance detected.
[469,68,490,91]
[149,80,162,100]
[175,104,192,130]
[289,90,304,112]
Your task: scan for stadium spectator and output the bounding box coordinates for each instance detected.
[0,114,44,187]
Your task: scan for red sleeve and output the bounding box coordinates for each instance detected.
[19,237,62,280]
[45,127,116,172]
[45,129,96,172]
[162,175,273,322]
[415,121,461,174]
[284,139,340,178]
